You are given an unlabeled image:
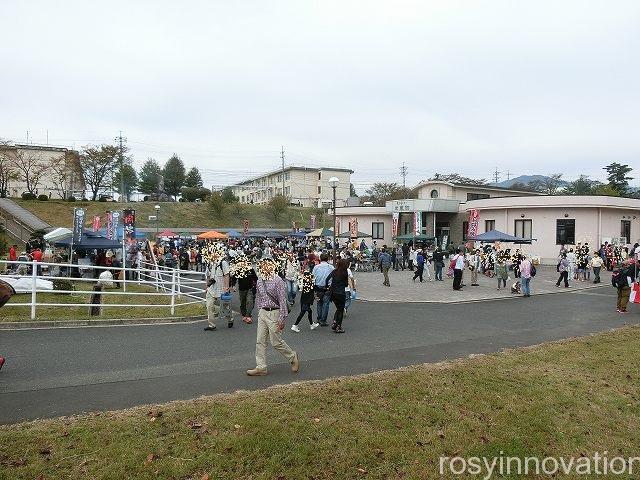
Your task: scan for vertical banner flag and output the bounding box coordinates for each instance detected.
[350,217,358,238]
[123,209,136,244]
[105,211,113,239]
[110,210,121,240]
[413,212,422,236]
[243,219,249,237]
[467,209,480,239]
[334,216,340,236]
[72,208,86,245]
[310,215,317,229]
[392,212,399,237]
[292,221,297,232]
[92,215,101,232]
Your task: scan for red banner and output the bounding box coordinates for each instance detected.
[392,212,399,237]
[467,209,480,239]
[350,217,358,238]
[243,219,249,237]
[92,215,101,232]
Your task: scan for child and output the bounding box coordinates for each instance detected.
[495,258,508,290]
[291,271,320,332]
[204,278,217,331]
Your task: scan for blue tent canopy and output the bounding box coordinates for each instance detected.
[468,229,534,244]
[53,230,122,250]
[288,231,308,238]
[226,229,242,238]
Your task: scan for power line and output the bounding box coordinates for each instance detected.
[493,167,500,184]
[115,131,127,200]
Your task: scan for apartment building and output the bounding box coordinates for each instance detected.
[231,166,353,207]
[0,143,85,199]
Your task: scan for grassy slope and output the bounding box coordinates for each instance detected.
[0,282,204,322]
[1,326,639,479]
[14,199,324,230]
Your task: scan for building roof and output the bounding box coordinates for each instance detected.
[463,195,640,210]
[415,179,543,196]
[9,143,77,154]
[233,165,353,186]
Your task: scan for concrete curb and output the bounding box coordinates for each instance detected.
[0,315,207,330]
[357,282,610,304]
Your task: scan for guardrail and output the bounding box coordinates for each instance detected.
[0,259,207,320]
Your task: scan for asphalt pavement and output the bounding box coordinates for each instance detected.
[0,286,636,424]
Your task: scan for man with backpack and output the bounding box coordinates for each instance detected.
[520,255,535,297]
[378,247,392,287]
[613,260,637,314]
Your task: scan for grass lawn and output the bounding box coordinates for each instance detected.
[1,326,639,479]
[14,199,324,230]
[0,282,204,322]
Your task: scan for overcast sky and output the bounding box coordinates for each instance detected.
[1,0,639,191]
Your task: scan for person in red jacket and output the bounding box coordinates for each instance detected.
[8,244,17,262]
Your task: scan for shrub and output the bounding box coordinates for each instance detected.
[52,279,75,293]
[21,192,37,200]
[37,194,49,201]
[67,196,76,202]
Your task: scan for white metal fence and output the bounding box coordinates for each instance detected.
[0,259,207,320]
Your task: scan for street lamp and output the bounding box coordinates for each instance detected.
[328,176,339,264]
[154,204,160,239]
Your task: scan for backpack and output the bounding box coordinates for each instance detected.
[611,268,628,288]
[530,264,537,277]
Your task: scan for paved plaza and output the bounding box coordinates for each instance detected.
[355,265,612,303]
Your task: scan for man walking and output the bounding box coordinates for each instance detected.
[247,258,299,376]
[312,253,334,326]
[556,253,570,288]
[591,252,604,284]
[412,249,425,282]
[401,242,410,270]
[379,247,392,287]
[452,248,465,291]
[614,261,636,314]
[204,253,231,330]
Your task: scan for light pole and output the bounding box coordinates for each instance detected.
[328,176,339,265]
[154,204,160,239]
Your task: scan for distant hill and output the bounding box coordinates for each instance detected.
[490,175,569,189]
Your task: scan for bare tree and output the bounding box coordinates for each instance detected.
[49,154,69,199]
[9,148,47,195]
[0,140,18,197]
[80,144,118,201]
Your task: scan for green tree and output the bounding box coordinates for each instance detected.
[221,187,239,203]
[209,191,226,218]
[363,182,417,206]
[80,144,119,201]
[112,164,138,201]
[184,166,203,188]
[563,175,601,195]
[429,173,487,185]
[267,194,290,221]
[350,183,358,197]
[138,158,162,195]
[603,163,633,195]
[163,154,186,200]
[181,186,211,202]
[528,174,563,195]
[593,183,621,197]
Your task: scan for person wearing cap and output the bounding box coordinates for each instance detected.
[247,258,299,376]
[468,249,481,286]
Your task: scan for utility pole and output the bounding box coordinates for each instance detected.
[400,162,408,188]
[493,167,500,184]
[506,170,511,181]
[116,131,126,202]
[280,145,285,197]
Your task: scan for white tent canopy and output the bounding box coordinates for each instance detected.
[43,227,72,242]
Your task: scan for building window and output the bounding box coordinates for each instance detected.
[318,172,322,180]
[318,186,322,194]
[621,220,631,243]
[467,193,490,201]
[285,172,290,180]
[430,189,438,198]
[241,196,245,203]
[556,219,575,245]
[485,220,495,232]
[462,221,469,241]
[514,219,532,239]
[372,222,384,239]
[277,174,282,182]
[284,186,290,196]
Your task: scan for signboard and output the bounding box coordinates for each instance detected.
[392,212,399,237]
[123,209,136,244]
[243,219,249,237]
[390,200,413,212]
[310,215,317,229]
[413,211,422,236]
[350,217,358,238]
[467,209,480,239]
[92,215,101,232]
[441,234,449,250]
[72,208,86,245]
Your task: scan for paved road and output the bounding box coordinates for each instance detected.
[0,287,636,424]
